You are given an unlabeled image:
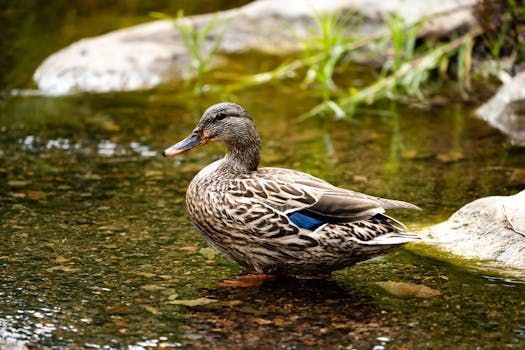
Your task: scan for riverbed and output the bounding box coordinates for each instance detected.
[1,2,524,349]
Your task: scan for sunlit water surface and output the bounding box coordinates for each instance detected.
[1,1,525,349]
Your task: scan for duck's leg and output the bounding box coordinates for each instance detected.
[219,274,280,287]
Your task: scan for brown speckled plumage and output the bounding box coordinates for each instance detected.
[164,102,421,275]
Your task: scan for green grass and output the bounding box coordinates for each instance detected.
[301,10,359,104]
[299,14,480,119]
[151,10,229,94]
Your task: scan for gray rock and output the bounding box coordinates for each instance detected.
[33,0,477,95]
[420,190,525,272]
[476,71,525,146]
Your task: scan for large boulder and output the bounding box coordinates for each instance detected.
[419,190,525,274]
[33,0,476,95]
[476,71,525,146]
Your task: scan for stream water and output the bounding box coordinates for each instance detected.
[1,2,525,349]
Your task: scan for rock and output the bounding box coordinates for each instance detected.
[420,190,525,271]
[476,71,525,146]
[509,168,525,187]
[33,0,477,95]
[167,297,217,307]
[346,0,476,37]
[33,20,187,95]
[104,304,133,315]
[199,247,218,259]
[374,281,441,298]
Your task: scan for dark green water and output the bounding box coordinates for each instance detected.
[1,2,525,349]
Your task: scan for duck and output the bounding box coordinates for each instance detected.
[163,102,421,276]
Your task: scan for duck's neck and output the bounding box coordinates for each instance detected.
[222,135,261,174]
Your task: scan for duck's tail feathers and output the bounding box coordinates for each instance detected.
[377,213,408,230]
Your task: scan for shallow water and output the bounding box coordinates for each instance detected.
[2,2,525,349]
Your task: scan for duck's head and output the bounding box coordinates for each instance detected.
[163,103,261,169]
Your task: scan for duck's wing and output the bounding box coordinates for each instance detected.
[241,167,420,225]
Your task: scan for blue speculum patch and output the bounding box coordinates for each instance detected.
[288,211,325,230]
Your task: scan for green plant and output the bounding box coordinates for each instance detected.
[303,27,481,119]
[151,10,229,94]
[388,15,419,70]
[476,0,525,60]
[305,11,484,119]
[383,14,422,93]
[301,11,358,103]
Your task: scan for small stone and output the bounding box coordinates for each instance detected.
[254,318,272,325]
[179,246,198,254]
[199,247,218,259]
[167,293,180,301]
[141,284,165,291]
[46,265,80,272]
[183,334,202,341]
[27,191,47,201]
[375,281,441,298]
[134,271,157,278]
[352,175,368,183]
[55,256,70,263]
[104,305,133,315]
[437,151,464,163]
[8,180,30,188]
[142,305,161,315]
[167,297,217,306]
[509,169,525,186]
[83,173,101,181]
[402,149,418,159]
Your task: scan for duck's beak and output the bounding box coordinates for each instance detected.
[163,130,209,157]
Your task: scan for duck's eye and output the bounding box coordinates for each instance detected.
[215,113,227,121]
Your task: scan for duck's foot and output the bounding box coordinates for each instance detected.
[219,274,279,288]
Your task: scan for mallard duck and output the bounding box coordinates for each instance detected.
[163,102,420,276]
